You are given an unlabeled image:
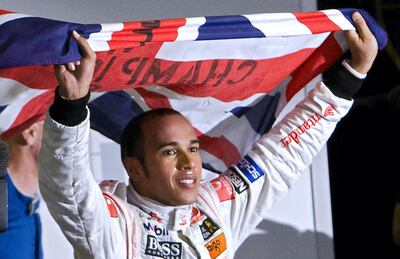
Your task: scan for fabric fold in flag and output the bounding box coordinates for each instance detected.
[0,8,387,171]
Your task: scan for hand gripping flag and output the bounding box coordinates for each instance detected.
[0,8,387,172]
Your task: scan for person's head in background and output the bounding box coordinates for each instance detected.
[4,122,43,197]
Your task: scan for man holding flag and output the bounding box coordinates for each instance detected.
[39,11,377,259]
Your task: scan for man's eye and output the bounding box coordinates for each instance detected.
[163,150,177,156]
[189,147,199,153]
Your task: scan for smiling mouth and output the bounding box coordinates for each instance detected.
[179,179,195,184]
[177,178,197,188]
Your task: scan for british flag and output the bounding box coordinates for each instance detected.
[0,8,387,172]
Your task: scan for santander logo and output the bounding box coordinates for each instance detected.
[323,105,335,117]
[210,176,235,202]
[280,104,335,148]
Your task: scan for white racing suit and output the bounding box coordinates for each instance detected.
[39,82,353,259]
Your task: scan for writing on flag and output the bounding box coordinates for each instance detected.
[0,8,387,171]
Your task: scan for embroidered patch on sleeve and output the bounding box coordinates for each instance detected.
[236,155,264,183]
[210,176,235,202]
[224,168,249,194]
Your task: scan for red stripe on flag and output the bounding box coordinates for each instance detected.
[0,10,14,15]
[196,129,241,167]
[2,41,315,102]
[0,66,56,90]
[108,18,186,49]
[135,87,172,109]
[293,11,341,34]
[1,90,54,139]
[286,34,343,101]
[164,48,315,101]
[90,44,162,91]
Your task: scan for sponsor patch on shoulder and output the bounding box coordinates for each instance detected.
[224,168,248,194]
[236,155,264,183]
[210,176,235,202]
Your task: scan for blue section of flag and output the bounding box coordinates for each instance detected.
[0,105,6,113]
[0,17,102,69]
[89,91,144,143]
[245,92,280,135]
[340,8,387,50]
[197,15,265,41]
[236,155,264,183]
[230,93,280,135]
[230,106,250,118]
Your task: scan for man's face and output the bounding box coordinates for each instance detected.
[136,114,202,206]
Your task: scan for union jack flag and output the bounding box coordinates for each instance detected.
[0,8,387,172]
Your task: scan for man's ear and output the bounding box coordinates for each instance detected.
[20,127,35,146]
[123,156,145,182]
[20,123,43,146]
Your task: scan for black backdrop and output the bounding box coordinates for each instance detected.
[318,0,400,258]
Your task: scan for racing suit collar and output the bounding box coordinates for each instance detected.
[127,184,193,231]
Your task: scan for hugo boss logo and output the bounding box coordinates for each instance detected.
[145,235,182,259]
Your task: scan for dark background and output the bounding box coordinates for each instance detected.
[318,0,400,258]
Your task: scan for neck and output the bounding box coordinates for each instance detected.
[128,185,193,230]
[7,146,38,197]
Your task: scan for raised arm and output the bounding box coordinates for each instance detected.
[203,12,379,249]
[324,11,378,100]
[38,32,126,258]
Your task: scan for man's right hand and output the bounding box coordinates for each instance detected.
[54,31,96,100]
